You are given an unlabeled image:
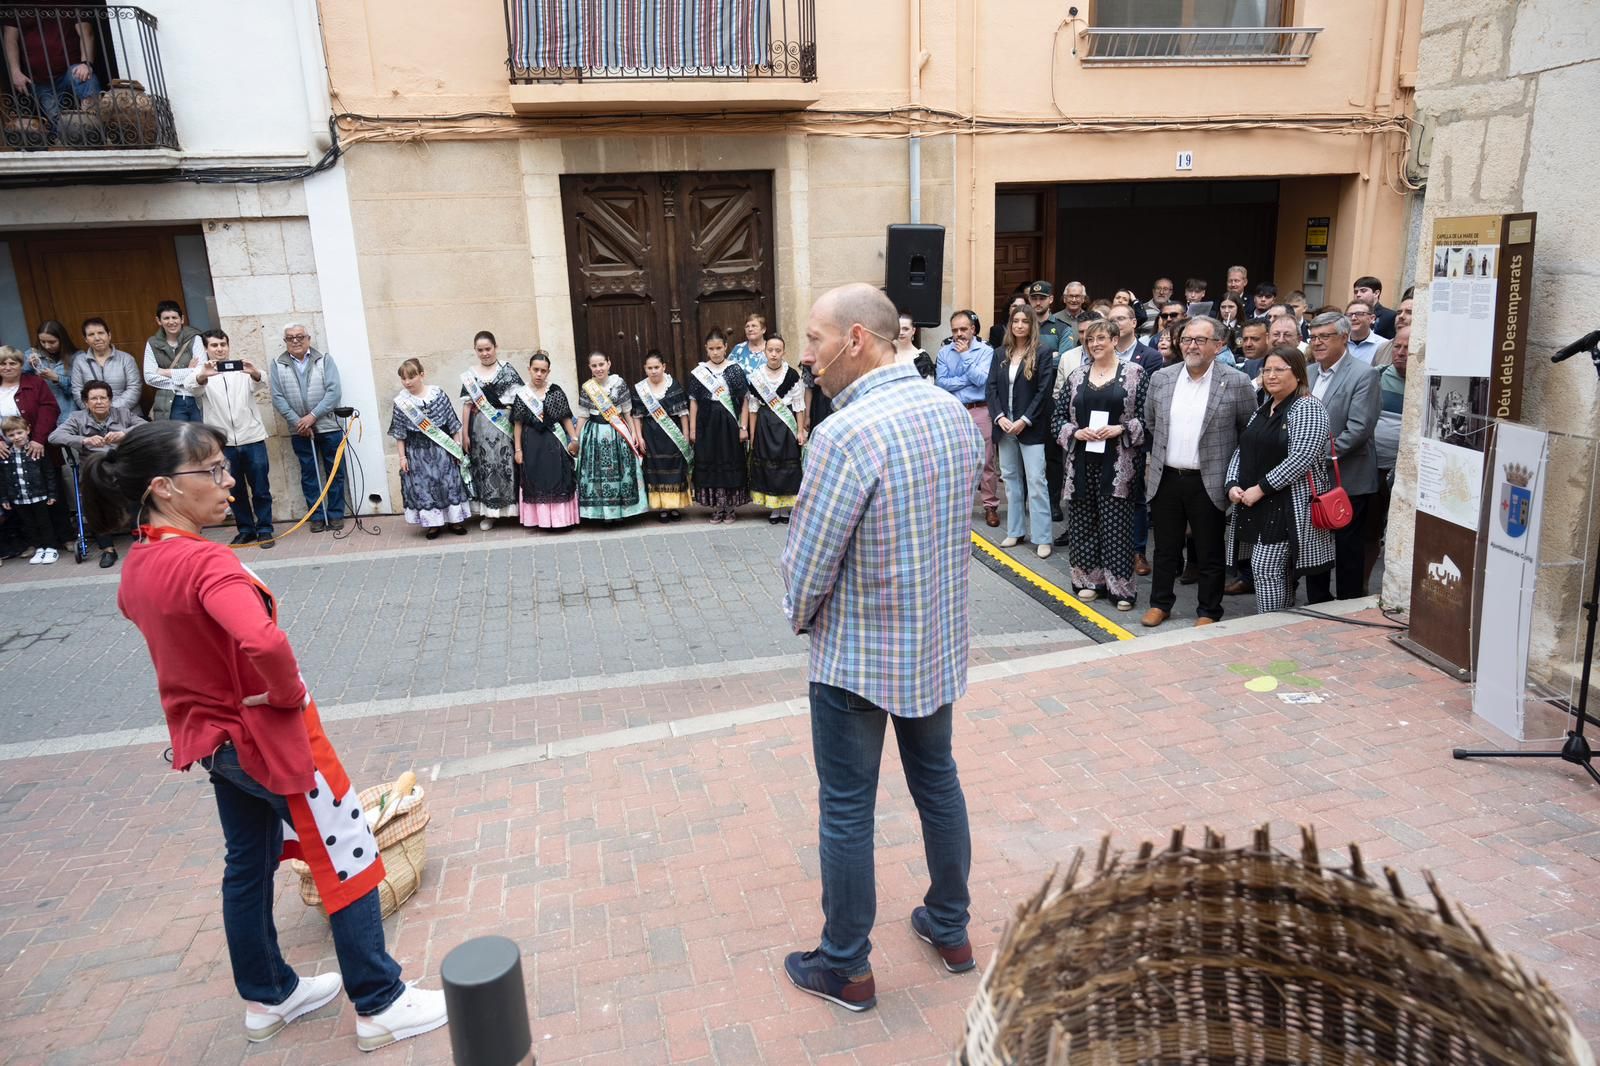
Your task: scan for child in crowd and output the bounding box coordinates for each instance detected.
[687,327,751,523]
[0,415,61,565]
[389,359,471,539]
[744,335,806,524]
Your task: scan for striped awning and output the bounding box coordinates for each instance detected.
[509,0,773,74]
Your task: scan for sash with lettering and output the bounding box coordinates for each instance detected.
[514,385,569,449]
[748,367,801,440]
[461,367,513,438]
[582,378,641,452]
[691,362,741,425]
[395,387,472,491]
[634,378,694,466]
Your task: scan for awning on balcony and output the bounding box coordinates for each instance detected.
[508,0,773,76]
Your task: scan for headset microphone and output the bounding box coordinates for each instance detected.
[228,495,236,503]
[811,338,850,380]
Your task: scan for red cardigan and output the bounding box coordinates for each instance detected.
[118,534,315,795]
[13,375,61,455]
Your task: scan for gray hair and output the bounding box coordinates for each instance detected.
[1310,311,1351,337]
[1183,314,1225,341]
[282,321,312,338]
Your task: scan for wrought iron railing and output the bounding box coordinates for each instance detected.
[504,0,816,83]
[0,4,177,151]
[1081,26,1322,66]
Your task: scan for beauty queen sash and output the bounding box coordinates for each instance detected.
[691,362,741,425]
[395,388,472,491]
[748,368,801,439]
[634,378,694,465]
[461,367,513,438]
[514,385,570,449]
[582,378,641,452]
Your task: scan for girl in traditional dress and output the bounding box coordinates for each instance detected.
[744,335,807,524]
[728,312,769,378]
[575,351,648,522]
[631,349,692,523]
[459,331,523,532]
[687,327,751,524]
[511,350,580,531]
[391,359,471,539]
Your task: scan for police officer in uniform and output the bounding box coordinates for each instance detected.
[1025,282,1069,527]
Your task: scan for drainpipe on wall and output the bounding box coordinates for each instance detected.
[292,0,334,152]
[908,0,929,223]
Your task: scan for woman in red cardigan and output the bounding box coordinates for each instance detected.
[0,348,63,556]
[80,420,448,1053]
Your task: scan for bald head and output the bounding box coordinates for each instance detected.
[817,284,898,354]
[804,284,900,397]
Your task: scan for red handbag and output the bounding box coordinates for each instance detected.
[1309,434,1354,530]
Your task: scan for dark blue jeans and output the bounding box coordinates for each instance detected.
[289,430,345,521]
[201,745,403,1015]
[168,395,203,423]
[33,68,102,125]
[809,683,971,978]
[225,440,275,538]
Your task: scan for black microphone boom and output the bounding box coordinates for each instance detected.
[1551,330,1600,363]
[334,406,356,418]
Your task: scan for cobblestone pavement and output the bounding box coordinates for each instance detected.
[0,522,1079,748]
[2,601,1597,1065]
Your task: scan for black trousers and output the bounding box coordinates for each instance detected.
[1150,470,1227,620]
[8,501,55,547]
[1045,438,1065,519]
[1306,492,1372,602]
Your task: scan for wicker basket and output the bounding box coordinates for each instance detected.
[288,771,429,920]
[962,826,1595,1066]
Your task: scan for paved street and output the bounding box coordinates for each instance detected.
[0,519,1591,1066]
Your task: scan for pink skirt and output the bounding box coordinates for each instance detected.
[520,496,580,529]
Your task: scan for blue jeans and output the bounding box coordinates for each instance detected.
[226,440,275,538]
[289,430,345,521]
[810,683,971,978]
[996,435,1051,546]
[201,745,404,1015]
[33,68,102,125]
[168,395,203,423]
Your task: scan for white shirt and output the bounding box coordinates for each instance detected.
[0,383,18,418]
[1166,362,1214,470]
[1312,354,1343,402]
[142,335,205,392]
[190,365,269,447]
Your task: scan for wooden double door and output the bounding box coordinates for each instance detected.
[561,170,776,385]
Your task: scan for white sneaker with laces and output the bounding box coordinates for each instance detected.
[356,983,448,1052]
[40,548,58,564]
[244,971,343,1043]
[27,548,45,564]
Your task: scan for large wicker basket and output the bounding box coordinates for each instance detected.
[962,826,1594,1066]
[288,771,429,919]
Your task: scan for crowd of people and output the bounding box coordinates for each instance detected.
[936,267,1412,620]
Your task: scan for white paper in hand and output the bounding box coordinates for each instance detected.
[1086,410,1110,453]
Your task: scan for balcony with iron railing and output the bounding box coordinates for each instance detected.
[0,4,177,169]
[502,0,818,113]
[1080,25,1323,66]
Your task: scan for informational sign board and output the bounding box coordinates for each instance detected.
[1401,212,1537,676]
[1304,216,1329,254]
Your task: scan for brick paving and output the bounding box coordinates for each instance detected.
[2,609,1597,1065]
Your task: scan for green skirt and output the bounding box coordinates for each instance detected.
[577,419,648,520]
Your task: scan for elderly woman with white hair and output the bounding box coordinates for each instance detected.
[267,322,347,532]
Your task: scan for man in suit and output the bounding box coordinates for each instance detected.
[1305,311,1382,601]
[1107,305,1164,374]
[1141,316,1257,628]
[1353,276,1397,339]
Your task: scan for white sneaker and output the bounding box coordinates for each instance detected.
[356,983,448,1052]
[40,548,58,564]
[244,971,343,1043]
[27,548,45,564]
[999,536,1020,548]
[478,517,495,531]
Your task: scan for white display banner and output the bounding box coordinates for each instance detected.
[1473,424,1549,739]
[1415,437,1485,530]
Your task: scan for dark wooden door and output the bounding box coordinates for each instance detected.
[562,170,776,385]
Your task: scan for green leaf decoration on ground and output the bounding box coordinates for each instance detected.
[1229,660,1322,692]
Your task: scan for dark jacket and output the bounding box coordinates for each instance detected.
[986,346,1058,446]
[1371,302,1398,340]
[10,374,61,452]
[0,448,62,503]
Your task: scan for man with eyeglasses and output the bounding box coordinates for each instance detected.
[1342,301,1383,365]
[1141,278,1174,338]
[268,323,346,532]
[1352,276,1397,339]
[190,330,274,548]
[935,310,1001,527]
[1107,306,1164,375]
[1140,317,1256,628]
[1305,311,1381,602]
[48,379,145,567]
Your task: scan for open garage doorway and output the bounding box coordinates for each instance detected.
[994,179,1283,327]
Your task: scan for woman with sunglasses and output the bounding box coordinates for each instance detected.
[1224,345,1334,614]
[80,421,449,1052]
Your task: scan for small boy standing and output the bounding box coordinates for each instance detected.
[0,416,61,564]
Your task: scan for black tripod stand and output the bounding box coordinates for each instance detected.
[1454,331,1600,785]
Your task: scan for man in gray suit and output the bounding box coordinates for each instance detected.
[1142,316,1258,627]
[1305,311,1381,601]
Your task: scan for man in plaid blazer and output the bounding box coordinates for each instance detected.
[1142,315,1257,627]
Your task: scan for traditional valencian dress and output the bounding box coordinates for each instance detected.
[576,373,649,520]
[388,385,471,528]
[510,382,579,529]
[688,360,751,510]
[633,375,693,511]
[459,360,523,519]
[746,362,805,511]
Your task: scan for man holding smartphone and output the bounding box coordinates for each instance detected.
[190,329,274,547]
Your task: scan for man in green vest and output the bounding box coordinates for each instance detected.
[142,299,204,422]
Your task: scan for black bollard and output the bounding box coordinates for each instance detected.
[441,935,534,1065]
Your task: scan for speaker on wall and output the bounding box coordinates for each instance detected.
[885,224,945,327]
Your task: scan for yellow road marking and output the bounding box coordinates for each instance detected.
[971,531,1136,642]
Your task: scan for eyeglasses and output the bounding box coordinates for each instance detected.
[1159,312,1181,320]
[284,333,310,341]
[168,462,229,486]
[1308,333,1339,344]
[1179,337,1214,347]
[1259,367,1293,376]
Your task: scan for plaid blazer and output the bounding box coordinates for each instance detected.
[1143,361,1258,511]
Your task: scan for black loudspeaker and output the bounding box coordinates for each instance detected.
[885,224,945,327]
